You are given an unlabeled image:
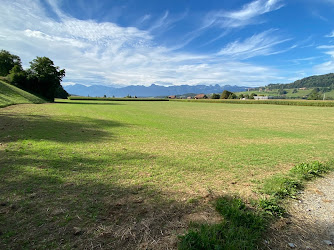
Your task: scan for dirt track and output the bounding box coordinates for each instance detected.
[266,172,334,249]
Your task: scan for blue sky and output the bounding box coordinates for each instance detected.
[1,0,334,87]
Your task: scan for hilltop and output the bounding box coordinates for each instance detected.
[0,80,46,108]
[268,73,334,89]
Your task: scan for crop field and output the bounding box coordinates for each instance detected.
[1,100,334,249]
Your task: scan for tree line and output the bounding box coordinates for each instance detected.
[210,90,257,99]
[0,50,68,101]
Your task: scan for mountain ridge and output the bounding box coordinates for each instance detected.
[64,84,249,97]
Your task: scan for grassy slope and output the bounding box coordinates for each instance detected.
[1,100,334,248]
[0,80,46,107]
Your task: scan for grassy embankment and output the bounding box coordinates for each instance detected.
[1,100,334,248]
[0,80,46,108]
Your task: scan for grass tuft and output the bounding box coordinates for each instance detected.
[179,196,267,250]
[262,161,332,198]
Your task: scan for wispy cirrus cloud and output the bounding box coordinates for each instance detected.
[314,42,334,73]
[325,31,334,37]
[217,29,290,59]
[203,0,284,29]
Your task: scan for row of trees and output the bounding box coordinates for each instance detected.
[0,50,68,101]
[211,90,257,99]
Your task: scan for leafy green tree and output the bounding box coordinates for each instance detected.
[26,57,66,101]
[221,90,235,99]
[307,88,321,100]
[249,93,257,99]
[238,94,244,99]
[292,88,298,94]
[278,88,287,95]
[228,93,237,99]
[7,65,27,87]
[0,50,22,76]
[211,93,220,99]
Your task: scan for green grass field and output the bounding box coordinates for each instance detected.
[1,100,334,248]
[0,80,46,108]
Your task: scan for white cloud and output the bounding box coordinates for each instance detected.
[314,43,334,74]
[0,0,290,87]
[218,30,290,59]
[203,0,284,29]
[325,31,334,38]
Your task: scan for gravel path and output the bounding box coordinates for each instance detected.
[266,172,334,249]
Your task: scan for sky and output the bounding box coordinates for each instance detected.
[1,0,334,87]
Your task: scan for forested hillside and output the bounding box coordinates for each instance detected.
[268,73,334,89]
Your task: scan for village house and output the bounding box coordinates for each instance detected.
[194,94,208,99]
[254,96,269,100]
[168,95,176,99]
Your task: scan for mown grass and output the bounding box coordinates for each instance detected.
[1,100,334,248]
[0,80,46,107]
[180,161,333,249]
[172,98,334,107]
[68,96,168,101]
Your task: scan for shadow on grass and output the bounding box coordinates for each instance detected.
[55,100,124,105]
[0,112,126,144]
[0,147,196,249]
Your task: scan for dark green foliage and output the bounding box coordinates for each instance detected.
[249,93,257,99]
[258,198,285,217]
[7,65,26,87]
[307,88,322,100]
[0,50,67,101]
[54,84,69,99]
[278,89,287,95]
[221,90,236,99]
[26,57,66,101]
[179,196,267,250]
[268,73,334,89]
[0,50,22,76]
[211,93,220,99]
[292,88,298,93]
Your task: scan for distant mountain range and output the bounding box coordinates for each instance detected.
[64,84,249,97]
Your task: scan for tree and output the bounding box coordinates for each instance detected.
[292,88,298,94]
[0,50,22,76]
[221,90,234,99]
[26,57,66,101]
[249,93,257,99]
[307,88,321,100]
[7,65,27,87]
[211,93,220,99]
